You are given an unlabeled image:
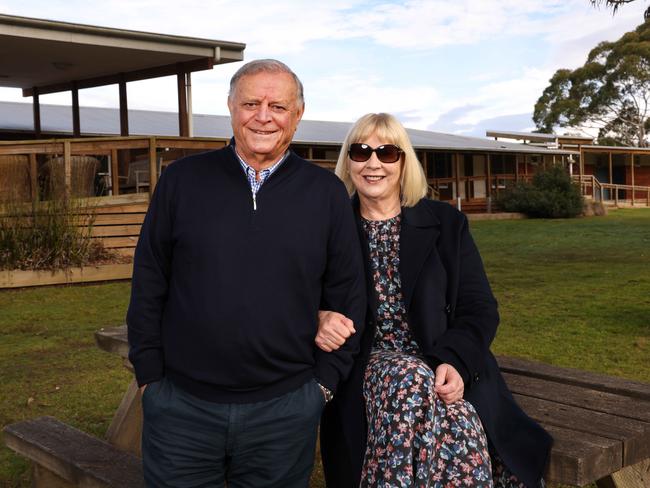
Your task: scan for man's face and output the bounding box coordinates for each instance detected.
[228,71,304,170]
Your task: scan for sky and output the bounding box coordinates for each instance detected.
[0,0,648,137]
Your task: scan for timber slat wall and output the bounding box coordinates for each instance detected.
[84,195,149,258]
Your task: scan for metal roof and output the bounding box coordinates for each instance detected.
[0,14,245,95]
[0,101,577,155]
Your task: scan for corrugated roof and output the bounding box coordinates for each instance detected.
[0,101,577,155]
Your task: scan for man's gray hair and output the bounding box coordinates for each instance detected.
[228,59,304,106]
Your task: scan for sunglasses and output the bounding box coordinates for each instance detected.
[348,143,404,164]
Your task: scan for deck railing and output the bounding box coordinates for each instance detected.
[0,136,228,203]
[572,175,650,207]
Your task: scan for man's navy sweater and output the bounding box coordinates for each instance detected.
[127,146,366,403]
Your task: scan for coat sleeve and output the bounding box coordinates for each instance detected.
[126,170,175,387]
[314,182,367,393]
[430,212,499,388]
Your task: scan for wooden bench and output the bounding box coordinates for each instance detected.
[3,416,143,488]
[92,325,650,488]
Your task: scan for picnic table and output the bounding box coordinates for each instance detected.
[93,325,650,487]
[5,325,650,487]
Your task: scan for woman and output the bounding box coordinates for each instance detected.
[317,113,551,488]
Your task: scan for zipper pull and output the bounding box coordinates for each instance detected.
[253,192,257,211]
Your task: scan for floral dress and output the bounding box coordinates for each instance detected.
[360,215,527,488]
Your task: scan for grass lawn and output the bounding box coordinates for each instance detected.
[1,208,649,487]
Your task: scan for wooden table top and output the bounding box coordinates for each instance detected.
[96,325,650,487]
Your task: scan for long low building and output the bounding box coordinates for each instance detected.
[0,100,579,212]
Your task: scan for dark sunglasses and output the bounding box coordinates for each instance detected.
[348,143,404,163]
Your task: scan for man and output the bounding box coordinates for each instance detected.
[127,59,366,487]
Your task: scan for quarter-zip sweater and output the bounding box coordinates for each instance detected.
[127,145,366,403]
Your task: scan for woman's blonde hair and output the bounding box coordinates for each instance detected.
[334,113,428,207]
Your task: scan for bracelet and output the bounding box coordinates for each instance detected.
[318,383,334,403]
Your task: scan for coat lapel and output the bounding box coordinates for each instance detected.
[352,196,378,319]
[399,200,440,310]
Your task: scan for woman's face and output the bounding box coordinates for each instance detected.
[348,133,402,206]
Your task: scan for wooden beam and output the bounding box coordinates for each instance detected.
[119,75,129,137]
[177,70,189,137]
[455,153,461,210]
[111,149,120,196]
[32,87,41,138]
[609,152,613,184]
[71,84,80,137]
[631,154,635,206]
[23,58,215,97]
[149,138,158,197]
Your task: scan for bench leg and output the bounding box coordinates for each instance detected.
[105,379,143,457]
[596,459,650,488]
[32,464,74,488]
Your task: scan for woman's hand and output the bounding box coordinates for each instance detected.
[315,310,355,352]
[434,363,464,404]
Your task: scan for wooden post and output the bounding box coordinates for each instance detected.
[608,151,613,184]
[63,141,72,200]
[105,379,142,457]
[186,72,193,137]
[579,146,585,196]
[29,154,38,202]
[32,87,42,139]
[455,153,461,210]
[177,69,189,137]
[71,84,81,137]
[149,137,157,197]
[119,75,129,137]
[608,151,613,202]
[486,153,492,213]
[111,148,120,196]
[631,153,635,206]
[515,155,520,182]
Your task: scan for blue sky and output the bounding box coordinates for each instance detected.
[0,0,647,136]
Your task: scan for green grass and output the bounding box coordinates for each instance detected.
[0,208,649,487]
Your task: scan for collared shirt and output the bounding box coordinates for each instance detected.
[232,146,289,210]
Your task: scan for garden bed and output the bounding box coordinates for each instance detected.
[0,263,132,288]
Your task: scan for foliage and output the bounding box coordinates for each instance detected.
[497,165,584,218]
[533,20,650,146]
[0,195,110,271]
[590,0,644,14]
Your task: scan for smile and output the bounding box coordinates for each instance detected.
[251,129,276,135]
[363,175,385,182]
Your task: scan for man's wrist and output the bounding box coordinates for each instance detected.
[317,382,334,403]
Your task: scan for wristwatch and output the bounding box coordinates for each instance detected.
[318,383,334,403]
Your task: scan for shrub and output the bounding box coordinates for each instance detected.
[497,165,583,218]
[0,189,112,271]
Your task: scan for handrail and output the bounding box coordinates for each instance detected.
[572,174,650,206]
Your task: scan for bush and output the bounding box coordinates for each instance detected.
[497,165,583,218]
[0,192,112,271]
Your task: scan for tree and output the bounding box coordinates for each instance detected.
[590,1,650,18]
[534,21,650,147]
[590,0,641,13]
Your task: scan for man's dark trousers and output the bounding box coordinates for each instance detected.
[142,377,325,487]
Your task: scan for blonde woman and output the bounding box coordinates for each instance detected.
[317,113,551,488]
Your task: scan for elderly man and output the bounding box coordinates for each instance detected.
[127,59,365,487]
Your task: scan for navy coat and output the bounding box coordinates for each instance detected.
[320,197,551,488]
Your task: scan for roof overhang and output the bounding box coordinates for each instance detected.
[0,14,245,96]
[486,130,557,143]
